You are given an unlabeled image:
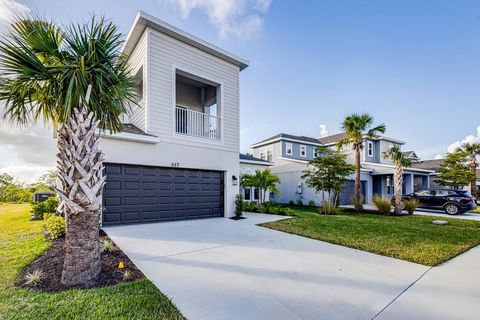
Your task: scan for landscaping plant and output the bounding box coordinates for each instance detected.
[404,199,420,215]
[234,194,244,219]
[382,145,412,215]
[31,197,59,220]
[0,16,135,286]
[435,150,473,190]
[240,169,280,203]
[302,146,355,215]
[44,213,66,239]
[338,113,386,210]
[24,269,44,286]
[101,239,117,253]
[372,195,392,215]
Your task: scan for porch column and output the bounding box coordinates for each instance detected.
[409,174,414,194]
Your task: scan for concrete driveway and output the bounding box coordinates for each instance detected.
[413,210,480,221]
[105,213,430,320]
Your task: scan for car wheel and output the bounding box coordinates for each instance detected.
[444,204,460,215]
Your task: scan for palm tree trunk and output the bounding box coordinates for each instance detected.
[354,146,363,210]
[470,161,477,198]
[394,166,404,215]
[56,106,105,287]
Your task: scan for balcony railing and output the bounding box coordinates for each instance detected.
[175,106,221,140]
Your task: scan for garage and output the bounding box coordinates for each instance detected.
[339,180,366,205]
[102,163,224,226]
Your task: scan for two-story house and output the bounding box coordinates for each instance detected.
[251,132,434,205]
[98,12,248,225]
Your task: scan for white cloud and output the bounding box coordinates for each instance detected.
[0,0,30,33]
[446,126,480,154]
[163,0,271,39]
[0,165,53,184]
[319,124,328,137]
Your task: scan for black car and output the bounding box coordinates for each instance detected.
[395,189,477,215]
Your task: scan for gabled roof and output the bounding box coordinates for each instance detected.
[251,133,322,148]
[410,159,444,171]
[318,133,346,145]
[402,150,420,159]
[121,123,156,137]
[123,11,249,70]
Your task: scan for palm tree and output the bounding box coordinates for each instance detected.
[338,113,386,210]
[458,143,480,198]
[382,145,412,215]
[240,169,280,203]
[0,17,135,286]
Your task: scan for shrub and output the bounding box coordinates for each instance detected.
[24,269,44,286]
[44,213,65,239]
[30,196,58,220]
[351,195,364,209]
[101,239,117,253]
[122,270,133,281]
[256,204,267,213]
[320,202,337,215]
[244,201,257,212]
[404,199,420,215]
[308,200,316,207]
[288,200,295,206]
[296,199,303,206]
[372,196,392,215]
[235,194,244,218]
[283,208,295,216]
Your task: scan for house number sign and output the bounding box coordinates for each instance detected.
[171,162,180,168]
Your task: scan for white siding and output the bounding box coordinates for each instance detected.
[147,28,240,152]
[126,30,147,130]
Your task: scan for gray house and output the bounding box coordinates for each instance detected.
[250,133,434,205]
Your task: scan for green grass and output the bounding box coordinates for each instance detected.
[0,203,184,320]
[262,207,480,266]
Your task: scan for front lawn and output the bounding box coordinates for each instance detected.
[0,203,184,320]
[262,207,480,266]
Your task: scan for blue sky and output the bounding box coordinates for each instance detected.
[1,0,480,182]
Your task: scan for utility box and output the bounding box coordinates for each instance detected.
[33,192,54,203]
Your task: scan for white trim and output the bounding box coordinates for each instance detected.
[145,30,151,132]
[123,11,249,70]
[98,130,159,144]
[239,159,273,166]
[171,63,225,145]
[285,142,293,156]
[278,157,308,164]
[362,162,435,173]
[300,145,307,157]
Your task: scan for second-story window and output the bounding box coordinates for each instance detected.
[285,143,293,156]
[134,67,144,103]
[313,147,319,158]
[367,141,374,157]
[300,145,307,157]
[266,149,273,162]
[260,151,266,160]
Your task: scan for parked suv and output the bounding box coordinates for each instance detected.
[395,189,477,215]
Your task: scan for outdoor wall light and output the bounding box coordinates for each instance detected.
[232,175,238,186]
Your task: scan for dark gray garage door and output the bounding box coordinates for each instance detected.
[102,163,224,226]
[339,180,366,205]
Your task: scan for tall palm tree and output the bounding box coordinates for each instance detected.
[240,169,280,203]
[0,17,135,286]
[382,145,412,215]
[458,143,480,198]
[338,113,386,210]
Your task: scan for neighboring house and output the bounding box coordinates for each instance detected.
[250,133,434,205]
[239,153,273,203]
[410,159,445,189]
[98,11,249,225]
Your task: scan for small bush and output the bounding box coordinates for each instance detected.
[235,194,244,218]
[101,239,117,253]
[122,270,133,281]
[320,202,337,215]
[283,208,296,216]
[351,195,364,209]
[404,199,420,215]
[44,213,65,239]
[288,200,295,206]
[308,200,316,207]
[257,204,267,213]
[24,269,44,286]
[243,201,257,212]
[31,197,58,220]
[372,196,392,215]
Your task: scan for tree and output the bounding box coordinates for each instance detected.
[0,16,135,286]
[38,170,57,190]
[240,169,280,203]
[457,143,480,197]
[302,146,355,214]
[382,145,412,215]
[338,113,386,210]
[435,150,474,190]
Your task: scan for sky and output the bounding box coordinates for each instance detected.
[1,0,480,183]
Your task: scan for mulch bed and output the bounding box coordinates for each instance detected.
[18,230,145,292]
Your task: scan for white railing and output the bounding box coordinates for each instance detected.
[175,106,221,140]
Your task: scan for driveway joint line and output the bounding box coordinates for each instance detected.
[371,266,433,319]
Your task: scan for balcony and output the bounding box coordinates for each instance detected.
[175,106,221,140]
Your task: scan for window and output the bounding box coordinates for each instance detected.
[133,67,144,103]
[386,176,392,195]
[285,143,293,156]
[266,149,273,162]
[300,145,307,157]
[244,188,251,201]
[253,187,259,201]
[367,141,374,157]
[259,151,266,160]
[313,147,319,158]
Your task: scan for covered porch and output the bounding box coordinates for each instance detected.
[371,168,433,200]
